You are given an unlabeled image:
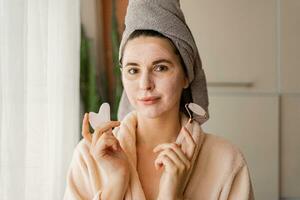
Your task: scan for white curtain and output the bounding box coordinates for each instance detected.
[0,0,80,199]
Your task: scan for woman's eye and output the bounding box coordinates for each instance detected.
[154,65,168,72]
[127,68,138,74]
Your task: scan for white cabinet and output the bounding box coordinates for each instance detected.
[280,0,300,93]
[281,95,300,197]
[181,0,277,93]
[202,95,279,200]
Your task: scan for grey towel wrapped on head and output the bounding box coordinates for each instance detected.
[118,0,209,125]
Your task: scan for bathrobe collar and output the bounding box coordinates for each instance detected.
[113,111,205,200]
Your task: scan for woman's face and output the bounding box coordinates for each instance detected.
[121,36,188,119]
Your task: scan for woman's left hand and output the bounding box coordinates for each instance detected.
[153,126,196,200]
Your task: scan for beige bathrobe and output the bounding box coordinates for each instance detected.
[63,111,254,200]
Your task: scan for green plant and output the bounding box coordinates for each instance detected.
[80,0,123,122]
[111,0,123,120]
[80,26,102,114]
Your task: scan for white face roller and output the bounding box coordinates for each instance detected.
[188,103,206,116]
[176,102,206,145]
[185,103,207,123]
[88,102,111,130]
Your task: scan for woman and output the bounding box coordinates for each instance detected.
[64,1,254,200]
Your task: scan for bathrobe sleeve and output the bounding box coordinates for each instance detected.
[63,140,103,200]
[220,161,255,200]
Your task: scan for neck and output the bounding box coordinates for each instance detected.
[136,107,182,150]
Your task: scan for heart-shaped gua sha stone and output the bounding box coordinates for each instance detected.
[88,102,111,130]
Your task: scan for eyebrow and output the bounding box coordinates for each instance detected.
[124,59,173,68]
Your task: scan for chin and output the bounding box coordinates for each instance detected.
[139,109,162,119]
[137,105,169,119]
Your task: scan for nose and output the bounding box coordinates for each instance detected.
[139,71,154,91]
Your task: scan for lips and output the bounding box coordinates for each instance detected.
[138,96,161,105]
[139,96,160,101]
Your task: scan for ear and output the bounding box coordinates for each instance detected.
[183,77,189,89]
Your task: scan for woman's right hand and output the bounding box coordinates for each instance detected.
[81,113,130,187]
